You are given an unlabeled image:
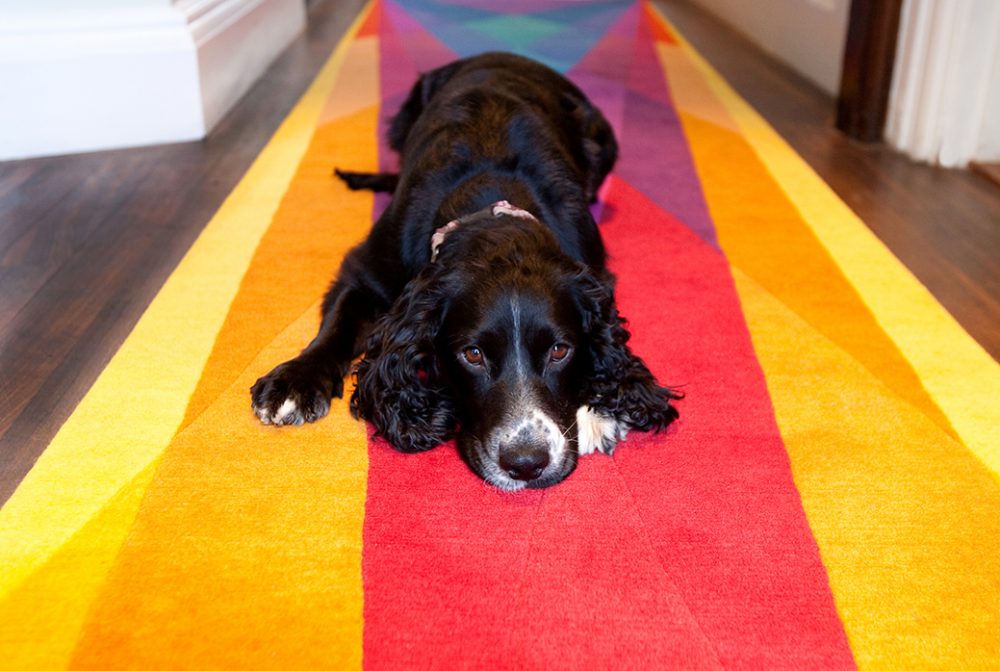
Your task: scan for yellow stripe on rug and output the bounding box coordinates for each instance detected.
[656,41,958,442]
[0,464,157,671]
[653,7,1000,481]
[68,305,369,671]
[0,18,379,667]
[732,266,1000,669]
[0,0,374,610]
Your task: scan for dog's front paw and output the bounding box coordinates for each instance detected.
[250,359,338,426]
[575,406,628,456]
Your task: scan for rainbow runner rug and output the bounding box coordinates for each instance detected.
[2,1,998,668]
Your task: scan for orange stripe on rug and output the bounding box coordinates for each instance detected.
[655,41,957,442]
[732,268,1000,669]
[61,30,382,667]
[67,307,369,670]
[0,3,376,613]
[654,3,1000,482]
[181,61,380,426]
[0,464,157,671]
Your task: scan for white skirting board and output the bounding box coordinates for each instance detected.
[0,0,306,161]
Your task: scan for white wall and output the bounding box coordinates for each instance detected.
[0,0,305,161]
[685,0,851,96]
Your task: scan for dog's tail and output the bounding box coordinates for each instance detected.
[334,168,399,193]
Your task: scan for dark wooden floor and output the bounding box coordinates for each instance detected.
[1,0,997,505]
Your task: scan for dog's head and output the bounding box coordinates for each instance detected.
[350,215,679,490]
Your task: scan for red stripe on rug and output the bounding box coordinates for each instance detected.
[359,177,856,669]
[602,176,856,668]
[361,433,723,670]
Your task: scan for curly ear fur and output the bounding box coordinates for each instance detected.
[574,269,682,432]
[350,270,456,452]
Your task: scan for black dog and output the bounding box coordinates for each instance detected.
[251,52,680,489]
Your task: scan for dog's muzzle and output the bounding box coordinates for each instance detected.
[482,407,569,489]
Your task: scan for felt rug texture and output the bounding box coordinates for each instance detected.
[2,1,999,669]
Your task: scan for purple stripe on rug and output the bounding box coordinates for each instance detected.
[571,4,719,247]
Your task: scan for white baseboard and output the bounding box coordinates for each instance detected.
[0,0,305,161]
[187,0,306,131]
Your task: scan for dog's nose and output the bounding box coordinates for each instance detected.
[499,445,550,481]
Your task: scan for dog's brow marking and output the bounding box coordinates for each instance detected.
[510,295,527,379]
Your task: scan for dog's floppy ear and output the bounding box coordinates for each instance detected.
[572,268,681,432]
[350,268,456,452]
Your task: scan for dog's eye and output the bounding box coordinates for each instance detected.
[462,346,485,366]
[550,343,570,363]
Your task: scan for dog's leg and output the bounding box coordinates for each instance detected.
[251,280,380,426]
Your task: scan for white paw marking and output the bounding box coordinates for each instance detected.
[272,398,299,424]
[576,406,627,455]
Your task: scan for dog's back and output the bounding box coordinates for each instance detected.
[392,53,616,201]
[339,52,618,273]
